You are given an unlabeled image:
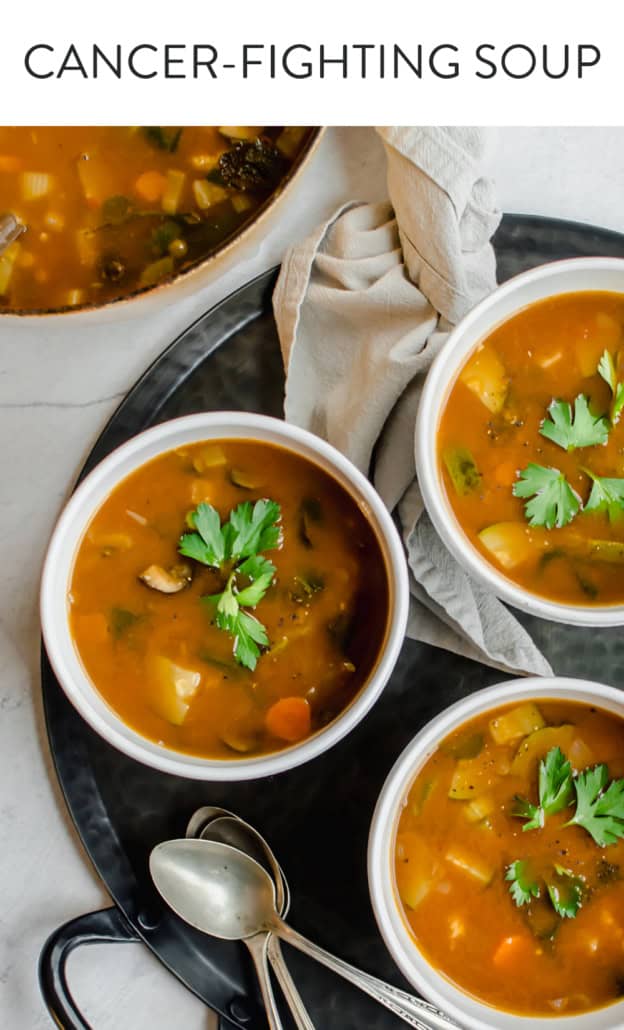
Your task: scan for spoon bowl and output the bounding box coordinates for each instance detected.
[150,838,274,940]
[150,838,461,1030]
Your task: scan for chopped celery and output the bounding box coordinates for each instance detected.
[442,446,481,497]
[445,845,494,885]
[585,540,624,564]
[459,346,508,413]
[230,467,264,490]
[140,256,174,287]
[161,170,186,214]
[478,522,536,570]
[192,179,227,210]
[411,779,436,818]
[441,731,484,760]
[489,703,545,746]
[511,724,576,778]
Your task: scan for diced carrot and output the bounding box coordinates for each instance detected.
[74,613,109,646]
[134,170,167,204]
[0,155,21,173]
[265,697,311,742]
[492,934,536,970]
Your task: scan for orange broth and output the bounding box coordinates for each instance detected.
[437,292,624,605]
[395,699,624,1016]
[69,439,389,759]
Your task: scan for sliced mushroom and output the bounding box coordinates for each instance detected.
[139,561,193,594]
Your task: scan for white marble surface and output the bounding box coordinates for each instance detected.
[3,126,624,1029]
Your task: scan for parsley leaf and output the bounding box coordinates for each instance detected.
[233,610,270,669]
[235,555,277,608]
[540,396,609,451]
[182,499,281,669]
[513,464,581,529]
[505,860,541,906]
[229,499,282,559]
[598,350,624,425]
[513,747,574,832]
[539,746,575,815]
[512,795,543,831]
[583,469,624,523]
[179,502,226,567]
[546,865,584,919]
[566,764,624,846]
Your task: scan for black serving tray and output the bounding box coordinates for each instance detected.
[39,215,624,1030]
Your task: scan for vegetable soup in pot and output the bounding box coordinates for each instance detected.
[69,439,389,759]
[0,126,312,312]
[438,291,624,606]
[394,698,624,1016]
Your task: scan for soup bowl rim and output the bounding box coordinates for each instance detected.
[368,675,624,1030]
[40,410,409,781]
[415,256,624,626]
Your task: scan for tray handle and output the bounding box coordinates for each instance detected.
[39,907,239,1029]
[39,906,140,1029]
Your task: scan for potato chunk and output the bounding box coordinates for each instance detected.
[149,656,201,725]
[489,702,545,745]
[459,346,508,413]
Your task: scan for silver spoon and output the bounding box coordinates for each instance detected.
[187,810,312,1028]
[150,839,462,1030]
[0,213,25,256]
[197,816,313,1030]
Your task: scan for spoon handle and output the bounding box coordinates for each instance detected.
[274,922,461,1030]
[244,933,284,1030]
[267,934,316,1030]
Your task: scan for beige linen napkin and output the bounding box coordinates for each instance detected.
[273,127,551,677]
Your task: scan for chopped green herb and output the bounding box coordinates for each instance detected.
[583,469,624,523]
[109,607,141,639]
[565,763,624,846]
[513,464,581,529]
[506,860,541,907]
[546,865,584,919]
[181,500,281,670]
[101,195,134,226]
[513,747,574,831]
[539,395,609,451]
[142,126,183,153]
[598,349,624,424]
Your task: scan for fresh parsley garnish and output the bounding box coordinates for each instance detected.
[583,469,624,523]
[180,500,282,670]
[513,464,581,529]
[539,395,609,452]
[505,860,541,906]
[506,860,583,919]
[565,763,624,847]
[545,865,584,919]
[513,747,574,831]
[598,349,624,425]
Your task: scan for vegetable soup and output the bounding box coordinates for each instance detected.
[395,699,624,1016]
[438,292,624,606]
[69,439,389,759]
[0,126,312,311]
